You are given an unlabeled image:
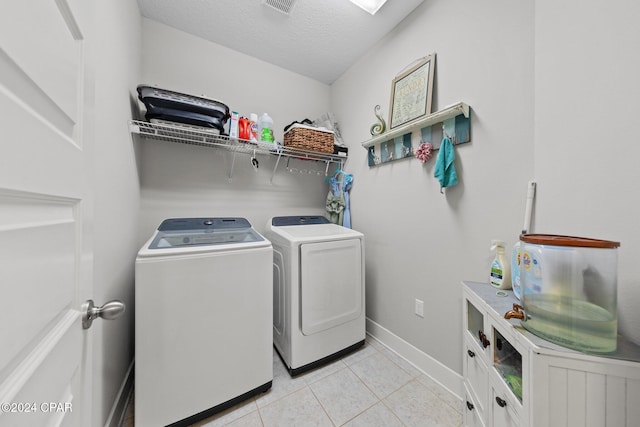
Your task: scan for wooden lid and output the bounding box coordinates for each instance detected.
[520,234,620,248]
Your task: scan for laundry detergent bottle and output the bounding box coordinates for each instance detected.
[490,240,511,289]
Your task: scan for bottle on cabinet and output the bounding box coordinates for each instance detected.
[490,240,511,289]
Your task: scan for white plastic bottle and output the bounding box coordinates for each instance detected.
[511,241,523,298]
[259,113,274,143]
[249,113,259,142]
[490,240,511,289]
[512,181,536,299]
[229,111,239,139]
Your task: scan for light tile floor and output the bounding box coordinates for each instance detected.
[122,336,463,427]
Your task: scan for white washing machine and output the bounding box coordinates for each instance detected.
[135,217,272,427]
[264,216,365,376]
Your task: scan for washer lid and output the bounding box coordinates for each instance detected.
[158,217,252,231]
[270,222,363,243]
[149,227,264,249]
[138,217,269,257]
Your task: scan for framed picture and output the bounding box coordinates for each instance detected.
[388,54,436,129]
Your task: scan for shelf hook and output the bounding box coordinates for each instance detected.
[251,149,259,171]
[442,122,451,139]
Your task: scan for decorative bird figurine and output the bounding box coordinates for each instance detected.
[370,105,386,136]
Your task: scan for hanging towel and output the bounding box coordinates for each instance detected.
[326,189,345,225]
[326,175,345,225]
[342,173,354,229]
[434,136,458,193]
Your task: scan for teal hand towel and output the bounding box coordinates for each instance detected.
[434,136,458,192]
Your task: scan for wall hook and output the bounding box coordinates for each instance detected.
[251,149,259,171]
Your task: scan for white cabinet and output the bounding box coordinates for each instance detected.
[462,281,640,427]
[463,282,527,427]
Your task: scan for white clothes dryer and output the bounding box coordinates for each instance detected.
[135,217,272,427]
[264,216,365,376]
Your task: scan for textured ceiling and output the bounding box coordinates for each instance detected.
[136,0,425,84]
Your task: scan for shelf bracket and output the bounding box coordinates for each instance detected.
[270,151,283,184]
[228,151,237,183]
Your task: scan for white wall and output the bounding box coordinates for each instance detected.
[534,0,640,343]
[138,19,334,239]
[333,0,640,384]
[131,0,639,401]
[93,0,141,425]
[331,0,535,377]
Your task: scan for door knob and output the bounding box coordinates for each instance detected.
[82,299,126,329]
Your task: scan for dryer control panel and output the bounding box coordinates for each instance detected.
[272,216,330,226]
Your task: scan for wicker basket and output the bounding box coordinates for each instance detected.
[283,125,334,153]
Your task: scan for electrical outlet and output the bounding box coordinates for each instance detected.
[415,299,424,318]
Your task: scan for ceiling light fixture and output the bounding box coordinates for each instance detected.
[348,0,388,15]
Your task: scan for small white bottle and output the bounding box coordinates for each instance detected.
[229,111,239,139]
[490,240,512,289]
[249,113,259,142]
[259,113,274,143]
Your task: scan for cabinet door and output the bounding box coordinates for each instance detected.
[464,294,492,357]
[464,335,489,419]
[463,288,493,426]
[464,385,487,427]
[491,386,521,427]
[491,326,524,405]
[489,315,528,426]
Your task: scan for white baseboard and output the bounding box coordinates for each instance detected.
[104,360,134,427]
[366,318,463,400]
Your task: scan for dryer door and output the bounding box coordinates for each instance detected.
[300,239,363,335]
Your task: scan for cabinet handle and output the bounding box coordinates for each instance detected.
[467,350,476,358]
[478,330,490,348]
[466,401,475,411]
[496,396,507,407]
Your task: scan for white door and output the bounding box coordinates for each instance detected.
[0,1,95,426]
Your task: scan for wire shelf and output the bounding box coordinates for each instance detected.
[129,120,346,164]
